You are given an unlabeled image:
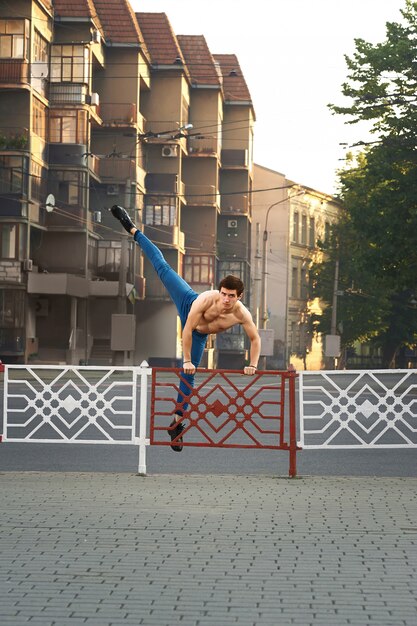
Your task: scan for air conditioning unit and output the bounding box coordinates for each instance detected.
[90,92,99,106]
[227,219,238,229]
[161,145,178,158]
[22,259,33,272]
[106,184,119,196]
[91,29,101,44]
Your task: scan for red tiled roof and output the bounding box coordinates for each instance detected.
[93,0,145,45]
[136,13,185,66]
[213,54,252,103]
[53,0,103,34]
[177,35,220,87]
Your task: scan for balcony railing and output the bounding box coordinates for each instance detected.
[87,154,100,178]
[143,224,184,249]
[145,173,178,194]
[144,120,187,140]
[188,135,218,156]
[185,184,219,207]
[99,103,137,126]
[220,194,248,214]
[99,158,137,182]
[0,60,29,84]
[221,149,248,168]
[48,83,88,104]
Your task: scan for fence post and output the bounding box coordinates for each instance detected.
[287,370,298,478]
[137,360,151,476]
[0,361,4,442]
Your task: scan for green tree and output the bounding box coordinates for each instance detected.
[312,0,417,367]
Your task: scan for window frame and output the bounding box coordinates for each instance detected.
[49,109,87,144]
[0,19,29,60]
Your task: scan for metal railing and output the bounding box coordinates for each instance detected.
[299,370,417,448]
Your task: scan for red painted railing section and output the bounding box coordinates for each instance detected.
[150,368,299,477]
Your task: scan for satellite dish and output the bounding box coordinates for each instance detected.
[31,62,49,79]
[45,194,55,212]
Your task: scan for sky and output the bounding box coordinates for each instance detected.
[131,0,407,196]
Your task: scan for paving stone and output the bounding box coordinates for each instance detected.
[0,473,417,626]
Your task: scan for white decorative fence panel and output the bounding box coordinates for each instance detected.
[4,365,138,444]
[299,370,417,448]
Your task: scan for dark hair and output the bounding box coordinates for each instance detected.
[218,275,244,296]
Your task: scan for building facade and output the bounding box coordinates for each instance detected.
[0,0,254,368]
[252,164,341,370]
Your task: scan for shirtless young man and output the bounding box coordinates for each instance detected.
[111,205,261,451]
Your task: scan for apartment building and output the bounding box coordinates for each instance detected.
[253,164,341,370]
[0,0,254,368]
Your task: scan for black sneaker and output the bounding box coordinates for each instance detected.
[168,418,185,452]
[110,205,136,233]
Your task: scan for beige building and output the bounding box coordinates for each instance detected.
[0,0,254,368]
[253,164,341,370]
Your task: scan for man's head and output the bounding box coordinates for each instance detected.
[218,275,244,297]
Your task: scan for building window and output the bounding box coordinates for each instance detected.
[292,211,299,243]
[300,267,308,300]
[0,224,19,259]
[50,44,89,83]
[33,98,47,140]
[291,260,299,298]
[31,162,47,202]
[0,20,29,59]
[97,240,121,273]
[49,170,87,206]
[324,221,331,242]
[301,214,307,244]
[33,29,48,63]
[144,203,176,226]
[290,321,297,353]
[184,255,215,285]
[0,155,28,196]
[309,217,315,247]
[49,109,87,144]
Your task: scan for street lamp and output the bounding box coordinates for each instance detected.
[259,189,305,368]
[260,200,283,331]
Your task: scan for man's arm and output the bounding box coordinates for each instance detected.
[241,312,261,375]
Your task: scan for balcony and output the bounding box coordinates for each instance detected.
[144,120,185,139]
[185,184,219,208]
[0,129,29,152]
[49,143,88,167]
[48,83,88,105]
[188,135,218,156]
[99,103,137,126]
[45,205,87,230]
[143,225,184,250]
[99,158,137,182]
[220,194,249,215]
[145,173,179,194]
[0,60,29,85]
[28,272,89,297]
[87,154,100,179]
[221,149,248,168]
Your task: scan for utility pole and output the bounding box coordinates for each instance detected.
[330,258,340,369]
[254,222,261,328]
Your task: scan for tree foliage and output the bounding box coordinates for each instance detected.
[311,0,417,367]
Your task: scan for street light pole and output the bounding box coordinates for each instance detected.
[259,189,304,369]
[260,200,283,331]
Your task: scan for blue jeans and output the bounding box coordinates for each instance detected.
[134,230,208,416]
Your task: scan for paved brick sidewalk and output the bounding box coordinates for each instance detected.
[0,472,416,626]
